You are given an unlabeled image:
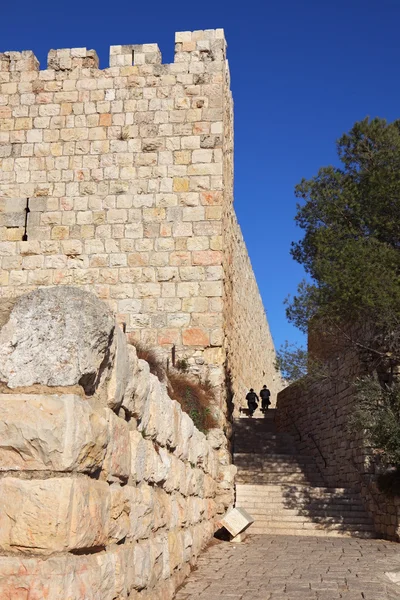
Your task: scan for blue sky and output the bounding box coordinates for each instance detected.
[2,0,400,349]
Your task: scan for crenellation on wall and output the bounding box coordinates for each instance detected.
[0,50,39,72]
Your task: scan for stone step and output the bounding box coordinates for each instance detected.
[247,519,374,531]
[236,492,363,503]
[235,462,320,471]
[236,483,352,493]
[237,502,367,512]
[236,468,322,476]
[236,476,325,485]
[235,490,361,499]
[236,467,323,476]
[237,500,366,511]
[240,512,373,524]
[234,446,299,454]
[234,452,316,462]
[248,527,376,538]
[236,476,325,483]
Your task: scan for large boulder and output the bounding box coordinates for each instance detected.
[0,287,115,393]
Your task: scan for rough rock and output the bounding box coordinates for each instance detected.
[206,427,226,450]
[107,325,130,411]
[0,393,108,472]
[0,287,115,393]
[123,354,151,418]
[0,477,113,554]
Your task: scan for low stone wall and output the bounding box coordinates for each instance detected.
[0,287,235,599]
[276,358,400,541]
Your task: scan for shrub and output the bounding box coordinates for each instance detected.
[130,341,166,382]
[377,469,400,497]
[168,371,218,433]
[175,358,189,373]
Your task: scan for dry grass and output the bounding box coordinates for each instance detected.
[168,371,218,433]
[130,342,166,382]
[129,342,218,432]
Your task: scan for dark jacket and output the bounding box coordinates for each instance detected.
[260,388,271,401]
[246,391,258,406]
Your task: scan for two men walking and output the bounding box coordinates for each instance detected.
[245,385,271,417]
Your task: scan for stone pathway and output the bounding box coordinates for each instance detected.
[174,535,400,599]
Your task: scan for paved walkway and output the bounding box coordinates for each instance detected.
[174,535,400,600]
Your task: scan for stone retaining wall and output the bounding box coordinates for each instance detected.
[276,351,400,540]
[0,287,236,599]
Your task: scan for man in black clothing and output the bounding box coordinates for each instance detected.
[245,388,259,417]
[260,385,271,412]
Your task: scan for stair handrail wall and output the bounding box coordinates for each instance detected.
[288,413,302,442]
[308,433,327,468]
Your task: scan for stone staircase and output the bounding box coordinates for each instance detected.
[234,410,376,537]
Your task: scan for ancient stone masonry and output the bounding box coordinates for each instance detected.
[0,29,281,413]
[0,287,236,599]
[276,340,400,541]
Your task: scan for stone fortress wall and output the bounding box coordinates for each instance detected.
[0,287,236,599]
[0,29,282,413]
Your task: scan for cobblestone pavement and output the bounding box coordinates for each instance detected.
[174,535,400,600]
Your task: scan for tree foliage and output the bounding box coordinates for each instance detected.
[282,118,400,486]
[288,117,400,365]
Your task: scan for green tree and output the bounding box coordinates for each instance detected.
[288,117,400,370]
[283,117,400,482]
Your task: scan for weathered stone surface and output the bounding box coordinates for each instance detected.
[0,477,114,553]
[0,393,108,472]
[123,355,151,419]
[107,325,130,411]
[0,287,115,393]
[103,408,131,481]
[0,550,126,600]
[175,411,194,460]
[206,427,226,450]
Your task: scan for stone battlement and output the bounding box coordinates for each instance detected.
[0,29,226,72]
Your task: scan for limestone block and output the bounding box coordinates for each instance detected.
[149,388,175,448]
[206,427,226,450]
[103,409,131,481]
[188,428,208,468]
[0,287,115,393]
[168,399,182,450]
[130,429,148,482]
[108,484,131,543]
[107,325,130,411]
[218,507,254,537]
[127,484,154,541]
[0,551,125,600]
[174,411,194,460]
[168,529,184,572]
[152,487,171,531]
[0,393,108,473]
[156,446,172,483]
[137,374,161,436]
[123,355,151,419]
[0,477,113,554]
[132,540,152,590]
